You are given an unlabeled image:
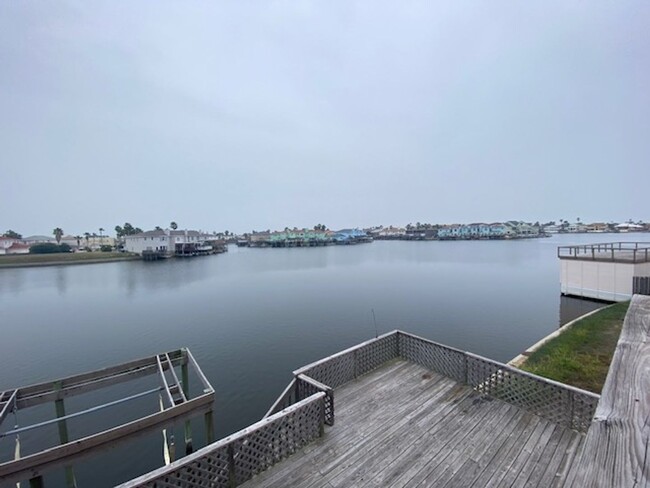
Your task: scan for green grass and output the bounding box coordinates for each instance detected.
[0,252,137,266]
[521,301,629,393]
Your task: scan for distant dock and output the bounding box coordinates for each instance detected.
[559,242,650,301]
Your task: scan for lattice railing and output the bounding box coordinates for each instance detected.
[296,375,334,426]
[465,353,598,432]
[398,332,466,382]
[395,333,598,433]
[266,330,597,433]
[119,393,325,488]
[294,332,398,388]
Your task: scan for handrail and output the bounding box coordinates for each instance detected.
[558,242,650,263]
[118,392,326,488]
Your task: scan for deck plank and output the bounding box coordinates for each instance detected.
[249,364,453,488]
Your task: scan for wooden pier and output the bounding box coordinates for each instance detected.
[120,329,602,487]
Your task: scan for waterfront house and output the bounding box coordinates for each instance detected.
[372,226,406,239]
[467,223,480,238]
[438,225,462,240]
[488,223,507,238]
[544,224,561,233]
[567,222,587,233]
[124,229,213,256]
[333,228,371,244]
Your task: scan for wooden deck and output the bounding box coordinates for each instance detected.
[242,360,584,488]
[564,295,650,486]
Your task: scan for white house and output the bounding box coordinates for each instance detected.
[124,229,212,256]
[23,235,56,244]
[0,237,30,255]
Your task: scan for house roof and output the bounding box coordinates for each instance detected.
[126,229,203,239]
[24,235,56,242]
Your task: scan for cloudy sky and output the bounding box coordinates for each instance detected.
[1,1,648,235]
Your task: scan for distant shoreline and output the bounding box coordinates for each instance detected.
[0,253,139,269]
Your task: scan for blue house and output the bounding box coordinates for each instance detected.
[333,228,371,244]
[489,223,507,238]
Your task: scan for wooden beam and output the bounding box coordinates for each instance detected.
[181,349,192,454]
[0,393,214,484]
[15,353,183,409]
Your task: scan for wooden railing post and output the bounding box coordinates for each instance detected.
[29,476,44,488]
[319,397,325,437]
[227,443,236,488]
[53,381,77,488]
[204,409,215,444]
[181,349,193,454]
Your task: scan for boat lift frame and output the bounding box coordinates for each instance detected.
[0,348,214,486]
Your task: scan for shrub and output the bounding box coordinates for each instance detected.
[100,245,113,252]
[29,243,72,254]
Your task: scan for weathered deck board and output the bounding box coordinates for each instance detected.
[241,362,584,488]
[563,295,650,487]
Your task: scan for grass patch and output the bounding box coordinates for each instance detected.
[521,301,629,393]
[0,252,137,266]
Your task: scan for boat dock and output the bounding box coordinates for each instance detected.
[559,242,650,301]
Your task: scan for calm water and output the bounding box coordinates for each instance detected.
[0,234,641,486]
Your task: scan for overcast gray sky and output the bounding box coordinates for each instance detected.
[1,1,648,235]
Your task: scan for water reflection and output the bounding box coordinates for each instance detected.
[559,295,606,326]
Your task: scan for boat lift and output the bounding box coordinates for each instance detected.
[0,348,214,487]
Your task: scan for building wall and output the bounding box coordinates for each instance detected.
[125,235,171,254]
[560,260,635,301]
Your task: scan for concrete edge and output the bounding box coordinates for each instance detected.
[508,303,615,368]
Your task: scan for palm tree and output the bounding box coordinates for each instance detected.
[53,228,63,244]
[84,232,90,246]
[75,235,82,247]
[170,221,178,230]
[99,227,104,244]
[155,226,162,231]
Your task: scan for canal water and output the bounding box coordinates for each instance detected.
[0,233,641,486]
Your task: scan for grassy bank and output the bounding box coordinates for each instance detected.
[0,252,138,267]
[520,301,629,393]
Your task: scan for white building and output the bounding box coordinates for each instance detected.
[124,230,213,255]
[560,242,650,301]
[0,237,30,255]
